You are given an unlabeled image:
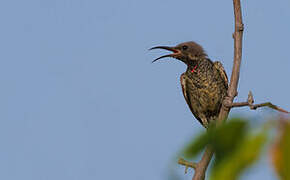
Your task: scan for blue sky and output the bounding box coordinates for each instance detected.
[0,0,289,180]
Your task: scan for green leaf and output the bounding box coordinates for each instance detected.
[182,128,211,158]
[209,129,267,180]
[182,118,248,159]
[212,118,248,162]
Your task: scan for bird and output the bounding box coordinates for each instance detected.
[150,41,228,128]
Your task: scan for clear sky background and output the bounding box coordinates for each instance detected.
[0,0,289,180]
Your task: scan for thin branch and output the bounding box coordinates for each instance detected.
[230,101,289,113]
[250,103,289,113]
[191,0,244,180]
[227,91,289,113]
[178,158,197,169]
[178,158,197,174]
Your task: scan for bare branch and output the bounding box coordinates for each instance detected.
[250,102,289,113]
[230,102,289,113]
[227,91,289,113]
[191,0,244,180]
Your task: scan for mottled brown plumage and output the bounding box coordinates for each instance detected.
[150,41,228,127]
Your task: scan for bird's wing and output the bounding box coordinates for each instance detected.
[180,73,203,125]
[214,61,228,89]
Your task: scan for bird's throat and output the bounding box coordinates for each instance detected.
[191,65,198,73]
[187,60,200,73]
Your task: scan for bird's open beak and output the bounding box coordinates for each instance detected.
[149,46,180,63]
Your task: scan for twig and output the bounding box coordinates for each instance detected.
[178,158,197,174]
[230,102,289,113]
[191,0,244,180]
[227,91,289,113]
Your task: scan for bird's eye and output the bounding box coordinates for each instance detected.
[182,45,188,50]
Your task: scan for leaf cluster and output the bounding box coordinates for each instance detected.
[180,117,290,180]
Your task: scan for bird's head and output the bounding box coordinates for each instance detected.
[150,41,207,64]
